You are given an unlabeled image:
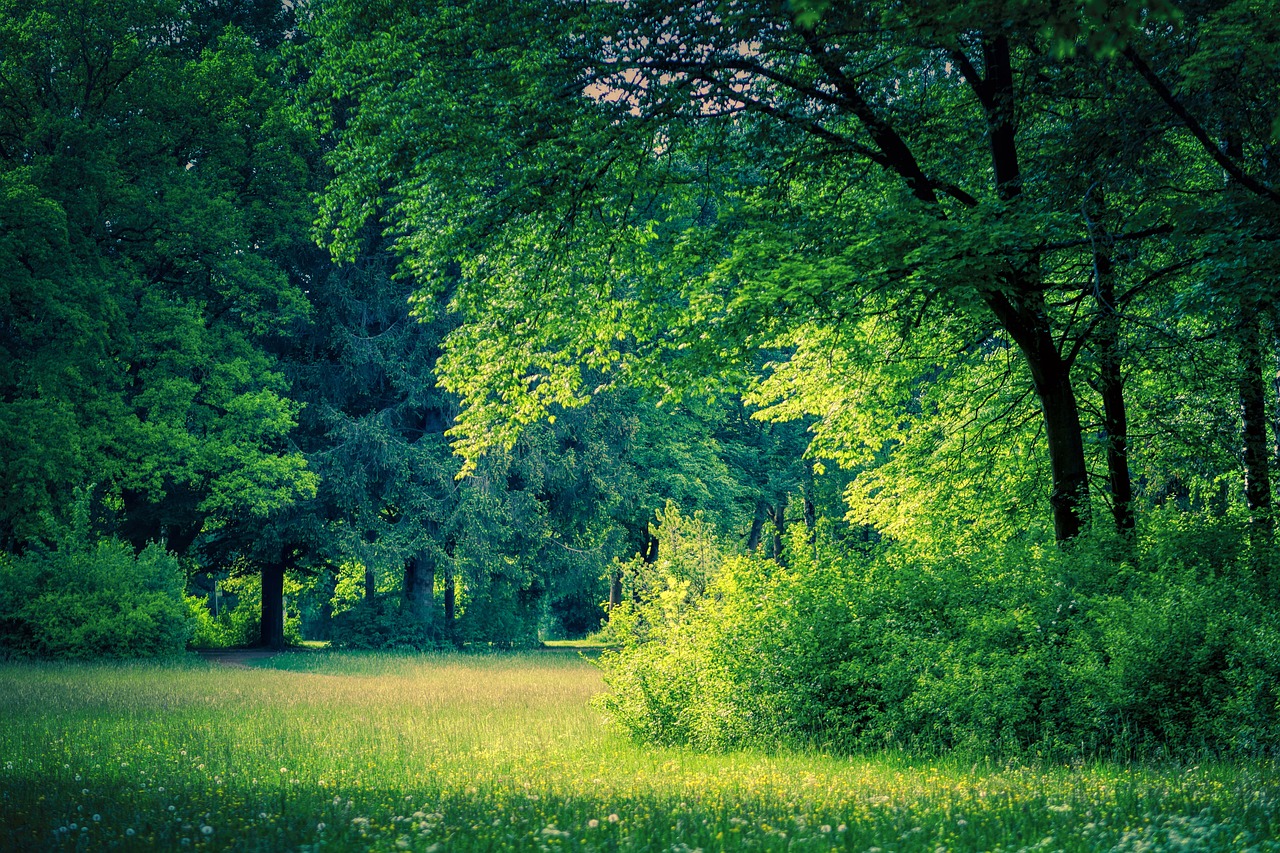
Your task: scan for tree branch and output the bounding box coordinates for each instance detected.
[1124,45,1280,206]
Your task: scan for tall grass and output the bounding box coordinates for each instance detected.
[1,652,1277,851]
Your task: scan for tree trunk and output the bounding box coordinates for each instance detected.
[985,287,1090,541]
[1088,204,1135,535]
[768,495,788,561]
[608,567,622,609]
[1240,308,1274,548]
[807,31,1092,542]
[746,499,767,552]
[443,566,456,625]
[260,561,286,650]
[980,37,1089,541]
[404,553,435,629]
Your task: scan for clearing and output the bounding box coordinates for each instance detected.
[1,652,1276,851]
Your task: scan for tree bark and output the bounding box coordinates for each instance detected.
[260,561,286,650]
[364,567,376,601]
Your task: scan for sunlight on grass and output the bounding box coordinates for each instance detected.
[1,653,1277,851]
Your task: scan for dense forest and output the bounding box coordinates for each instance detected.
[2,0,1279,756]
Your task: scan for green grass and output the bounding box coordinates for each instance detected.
[1,653,1277,851]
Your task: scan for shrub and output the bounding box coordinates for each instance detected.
[329,595,439,650]
[595,510,1280,759]
[0,539,192,658]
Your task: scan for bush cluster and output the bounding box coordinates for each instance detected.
[329,596,440,650]
[0,539,191,658]
[596,509,1280,759]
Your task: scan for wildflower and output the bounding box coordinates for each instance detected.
[317,823,326,832]
[608,814,620,824]
[69,824,77,831]
[201,825,213,836]
[92,814,101,822]
[126,828,135,837]
[837,824,847,833]
[587,819,599,829]
[82,788,89,795]
[168,806,176,813]
[820,825,832,833]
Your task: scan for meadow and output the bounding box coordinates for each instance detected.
[1,651,1277,852]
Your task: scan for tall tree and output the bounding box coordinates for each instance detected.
[300,0,1160,542]
[0,0,317,596]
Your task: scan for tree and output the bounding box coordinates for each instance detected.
[0,0,319,649]
[300,0,1177,543]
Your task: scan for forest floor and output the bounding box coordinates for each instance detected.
[1,652,1277,851]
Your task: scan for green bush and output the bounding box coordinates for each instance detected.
[329,595,439,650]
[0,539,192,658]
[186,595,238,647]
[596,510,1280,759]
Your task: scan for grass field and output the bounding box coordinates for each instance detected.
[1,651,1278,851]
